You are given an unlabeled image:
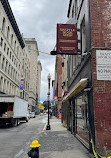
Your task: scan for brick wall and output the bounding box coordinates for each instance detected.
[90,0,111,155]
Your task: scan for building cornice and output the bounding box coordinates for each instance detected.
[1,0,25,49]
[67,0,72,18]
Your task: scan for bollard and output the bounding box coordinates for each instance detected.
[28,140,41,158]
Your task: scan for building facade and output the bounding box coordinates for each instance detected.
[0,0,26,98]
[20,46,30,101]
[0,0,42,114]
[61,0,111,156]
[61,55,68,126]
[36,60,42,113]
[25,38,39,112]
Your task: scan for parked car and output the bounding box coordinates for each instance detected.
[29,112,35,118]
[26,112,30,120]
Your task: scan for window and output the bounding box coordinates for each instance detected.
[17,46,19,55]
[2,17,6,32]
[8,64,10,74]
[13,69,15,79]
[14,41,16,51]
[75,93,89,144]
[15,71,17,81]
[75,0,78,18]
[11,34,13,46]
[4,43,6,51]
[5,61,8,73]
[3,79,6,92]
[7,81,9,94]
[1,38,3,47]
[11,67,13,77]
[16,61,18,68]
[2,57,5,70]
[7,26,10,39]
[0,76,3,90]
[14,59,16,65]
[7,48,9,55]
[81,17,86,55]
[12,55,14,62]
[10,51,11,59]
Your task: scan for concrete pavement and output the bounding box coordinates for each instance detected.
[21,116,93,158]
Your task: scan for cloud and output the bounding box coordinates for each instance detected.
[9,0,69,102]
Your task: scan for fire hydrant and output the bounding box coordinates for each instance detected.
[28,140,41,158]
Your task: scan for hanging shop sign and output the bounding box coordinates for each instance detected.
[56,24,78,55]
[20,77,24,91]
[96,50,111,80]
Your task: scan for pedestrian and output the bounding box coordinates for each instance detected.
[49,111,52,118]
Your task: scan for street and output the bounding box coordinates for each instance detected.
[0,115,47,158]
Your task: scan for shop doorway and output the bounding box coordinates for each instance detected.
[75,93,89,144]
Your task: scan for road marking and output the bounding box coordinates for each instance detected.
[14,149,24,158]
[43,122,47,131]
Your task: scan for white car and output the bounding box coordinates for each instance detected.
[27,112,30,119]
[29,112,35,118]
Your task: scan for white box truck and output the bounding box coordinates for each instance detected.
[0,95,29,126]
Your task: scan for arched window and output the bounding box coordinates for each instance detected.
[2,17,6,32]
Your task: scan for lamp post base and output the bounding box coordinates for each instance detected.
[46,124,51,130]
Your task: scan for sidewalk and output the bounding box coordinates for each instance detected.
[22,116,93,158]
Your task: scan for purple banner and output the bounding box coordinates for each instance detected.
[20,78,24,91]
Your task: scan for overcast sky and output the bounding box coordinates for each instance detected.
[9,0,69,102]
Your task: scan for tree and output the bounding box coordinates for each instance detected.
[42,100,51,110]
[40,103,44,113]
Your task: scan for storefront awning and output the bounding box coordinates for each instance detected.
[63,78,89,102]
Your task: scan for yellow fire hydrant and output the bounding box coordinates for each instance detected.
[28,140,41,158]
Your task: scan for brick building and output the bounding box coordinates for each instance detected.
[53,55,62,118]
[61,0,111,156]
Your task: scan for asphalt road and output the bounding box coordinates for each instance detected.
[0,115,47,158]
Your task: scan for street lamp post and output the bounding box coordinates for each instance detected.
[46,73,51,130]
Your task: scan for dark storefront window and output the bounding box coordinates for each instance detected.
[75,93,89,144]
